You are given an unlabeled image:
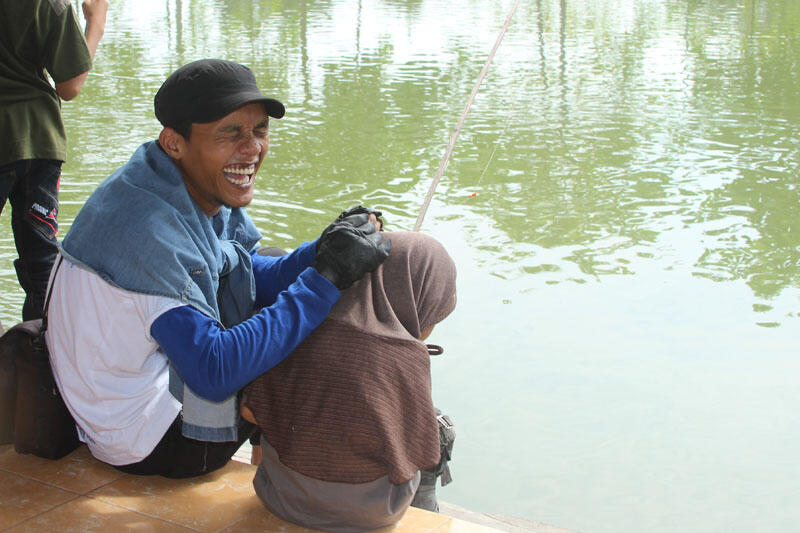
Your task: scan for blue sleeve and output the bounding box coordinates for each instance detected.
[150,266,338,402]
[250,240,317,308]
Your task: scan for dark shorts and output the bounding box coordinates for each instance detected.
[113,414,258,479]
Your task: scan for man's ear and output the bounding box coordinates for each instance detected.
[158,128,185,159]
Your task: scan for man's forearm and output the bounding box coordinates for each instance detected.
[151,267,338,402]
[251,240,317,307]
[56,0,108,100]
[83,0,109,59]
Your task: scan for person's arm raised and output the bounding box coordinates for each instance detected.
[55,0,109,101]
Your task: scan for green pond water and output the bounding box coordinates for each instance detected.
[1,0,799,531]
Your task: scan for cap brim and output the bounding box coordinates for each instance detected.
[255,97,286,119]
[194,90,286,123]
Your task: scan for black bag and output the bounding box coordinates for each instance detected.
[0,257,80,459]
[0,322,16,444]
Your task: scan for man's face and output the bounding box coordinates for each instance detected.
[174,103,270,216]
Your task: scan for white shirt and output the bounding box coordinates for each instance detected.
[45,256,182,465]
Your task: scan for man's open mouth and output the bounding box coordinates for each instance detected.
[223,163,256,186]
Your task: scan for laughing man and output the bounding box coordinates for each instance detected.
[44,59,390,478]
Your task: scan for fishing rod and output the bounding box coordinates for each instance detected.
[413,0,521,232]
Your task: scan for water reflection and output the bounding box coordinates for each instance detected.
[3,0,798,321]
[1,1,799,529]
[1,5,796,310]
[427,0,800,307]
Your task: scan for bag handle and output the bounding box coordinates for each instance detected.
[40,255,64,335]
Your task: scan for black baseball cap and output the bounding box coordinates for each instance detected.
[154,59,285,129]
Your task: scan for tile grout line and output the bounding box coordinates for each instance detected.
[1,467,86,497]
[430,516,457,533]
[0,459,206,532]
[6,469,129,497]
[85,497,207,532]
[0,493,82,532]
[81,470,130,494]
[212,505,265,533]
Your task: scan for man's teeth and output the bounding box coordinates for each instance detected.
[223,165,255,185]
[224,165,255,174]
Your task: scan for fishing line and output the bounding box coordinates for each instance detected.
[413,0,521,232]
[88,72,162,82]
[475,113,513,187]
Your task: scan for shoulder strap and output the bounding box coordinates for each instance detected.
[40,255,64,334]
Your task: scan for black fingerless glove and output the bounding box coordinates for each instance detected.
[336,205,384,229]
[337,204,382,220]
[317,211,379,252]
[313,224,392,290]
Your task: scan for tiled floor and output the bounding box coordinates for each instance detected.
[0,444,500,532]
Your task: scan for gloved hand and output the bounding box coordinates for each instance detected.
[313,223,391,290]
[335,205,384,228]
[317,208,383,252]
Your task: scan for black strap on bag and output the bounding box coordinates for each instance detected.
[1,256,80,459]
[434,409,455,486]
[0,322,16,444]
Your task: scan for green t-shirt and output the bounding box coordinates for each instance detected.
[0,0,92,165]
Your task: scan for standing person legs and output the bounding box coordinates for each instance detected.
[0,160,62,321]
